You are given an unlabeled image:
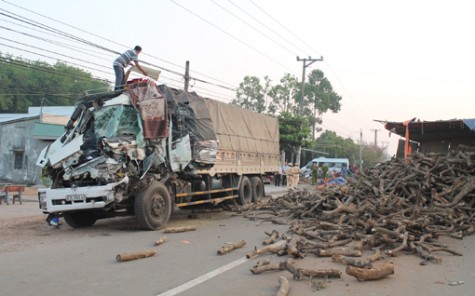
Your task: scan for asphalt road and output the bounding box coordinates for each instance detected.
[1,184,474,296]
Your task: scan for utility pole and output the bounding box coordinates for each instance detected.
[297,56,323,104]
[371,129,380,147]
[296,56,323,161]
[184,60,190,92]
[359,129,363,170]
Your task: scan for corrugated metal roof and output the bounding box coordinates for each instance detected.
[379,118,475,142]
[32,122,65,140]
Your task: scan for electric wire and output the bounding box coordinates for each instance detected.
[1,0,238,91]
[210,0,297,56]
[248,0,322,56]
[170,0,296,74]
[226,0,308,55]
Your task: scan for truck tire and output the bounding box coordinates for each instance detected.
[63,212,97,228]
[135,182,172,230]
[237,176,252,205]
[250,176,264,203]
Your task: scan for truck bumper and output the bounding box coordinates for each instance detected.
[38,177,129,213]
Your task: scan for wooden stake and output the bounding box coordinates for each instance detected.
[116,250,156,262]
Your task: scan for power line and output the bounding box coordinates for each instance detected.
[170,0,295,74]
[210,0,297,56]
[226,0,308,55]
[0,59,110,84]
[1,0,238,91]
[248,0,321,56]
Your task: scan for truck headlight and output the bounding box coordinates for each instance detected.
[38,192,47,210]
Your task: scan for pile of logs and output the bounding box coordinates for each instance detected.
[240,146,475,270]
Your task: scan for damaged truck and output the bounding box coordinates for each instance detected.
[36,80,280,230]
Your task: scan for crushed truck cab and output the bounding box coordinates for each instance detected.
[37,80,280,230]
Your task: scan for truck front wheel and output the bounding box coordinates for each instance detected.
[237,176,252,205]
[135,182,172,230]
[63,212,97,228]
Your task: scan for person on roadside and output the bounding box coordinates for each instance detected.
[113,45,148,90]
[311,162,318,185]
[285,163,294,190]
[281,162,288,186]
[292,163,300,189]
[321,163,329,180]
[274,168,281,186]
[341,164,348,178]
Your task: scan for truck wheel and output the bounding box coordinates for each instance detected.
[250,176,264,203]
[135,182,172,230]
[237,176,252,205]
[63,212,97,228]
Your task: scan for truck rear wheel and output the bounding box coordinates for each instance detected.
[63,212,97,228]
[250,176,264,203]
[135,182,172,230]
[237,176,252,205]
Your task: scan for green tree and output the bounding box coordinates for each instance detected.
[0,53,110,113]
[303,69,342,137]
[231,75,270,113]
[279,112,312,163]
[267,74,299,115]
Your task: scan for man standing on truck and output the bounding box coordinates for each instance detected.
[113,46,148,90]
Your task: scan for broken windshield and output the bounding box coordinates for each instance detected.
[94,105,141,139]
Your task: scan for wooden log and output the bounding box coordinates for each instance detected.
[217,240,247,255]
[281,259,341,280]
[300,238,352,250]
[386,231,409,257]
[275,276,290,296]
[333,249,382,268]
[250,259,293,274]
[263,230,279,245]
[246,240,287,259]
[410,242,442,263]
[346,261,395,281]
[163,226,197,233]
[298,269,342,279]
[436,176,475,208]
[154,236,168,246]
[313,247,362,257]
[116,250,156,262]
[286,236,304,258]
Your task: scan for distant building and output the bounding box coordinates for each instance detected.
[0,107,74,184]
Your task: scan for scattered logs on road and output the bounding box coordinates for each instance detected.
[274,276,290,296]
[163,226,197,233]
[217,240,247,255]
[241,146,475,286]
[116,249,156,262]
[346,261,395,281]
[154,236,168,246]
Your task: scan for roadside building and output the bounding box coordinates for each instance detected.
[0,107,73,184]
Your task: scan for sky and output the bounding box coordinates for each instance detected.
[1,0,474,157]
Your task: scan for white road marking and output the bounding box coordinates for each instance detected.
[156,257,248,296]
